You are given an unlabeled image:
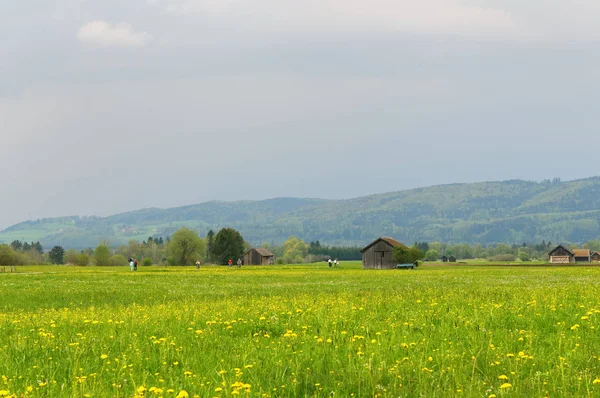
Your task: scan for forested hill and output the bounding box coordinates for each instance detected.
[3,177,600,249]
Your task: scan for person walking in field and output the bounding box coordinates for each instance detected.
[237,258,242,268]
[195,260,201,269]
[228,259,233,267]
[133,258,138,271]
[334,259,338,267]
[328,259,332,267]
[129,258,135,271]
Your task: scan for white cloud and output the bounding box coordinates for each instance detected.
[77,21,153,47]
[147,0,520,37]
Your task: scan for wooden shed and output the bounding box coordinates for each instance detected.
[361,237,407,269]
[441,255,448,263]
[573,249,591,263]
[448,256,456,263]
[548,245,574,264]
[243,248,275,265]
[591,251,600,263]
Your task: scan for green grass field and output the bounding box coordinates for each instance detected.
[2,263,600,397]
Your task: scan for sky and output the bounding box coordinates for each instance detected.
[1,0,600,229]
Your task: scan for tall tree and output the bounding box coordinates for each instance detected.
[206,229,215,263]
[168,228,206,266]
[93,244,111,266]
[212,228,245,265]
[49,246,65,264]
[282,236,308,264]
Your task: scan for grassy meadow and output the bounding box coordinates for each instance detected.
[2,262,600,397]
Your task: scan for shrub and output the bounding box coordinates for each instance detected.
[518,252,530,262]
[110,254,128,267]
[276,258,285,265]
[77,253,90,266]
[488,254,517,262]
[142,257,153,266]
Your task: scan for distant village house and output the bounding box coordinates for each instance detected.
[592,251,600,263]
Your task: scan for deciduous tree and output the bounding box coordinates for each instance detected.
[168,228,206,266]
[94,244,111,266]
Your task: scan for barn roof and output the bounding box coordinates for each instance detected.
[548,245,574,256]
[247,247,274,257]
[573,249,591,257]
[361,237,407,253]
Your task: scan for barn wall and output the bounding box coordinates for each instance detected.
[550,247,571,257]
[550,256,572,264]
[362,241,395,269]
[261,256,274,265]
[244,250,263,265]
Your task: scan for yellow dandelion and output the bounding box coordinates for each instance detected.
[500,383,512,389]
[498,375,508,380]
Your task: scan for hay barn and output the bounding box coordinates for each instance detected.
[548,245,574,264]
[361,237,407,269]
[573,249,591,263]
[243,248,275,265]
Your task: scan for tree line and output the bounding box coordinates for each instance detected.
[5,233,598,267]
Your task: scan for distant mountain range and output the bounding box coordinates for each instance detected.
[3,177,600,249]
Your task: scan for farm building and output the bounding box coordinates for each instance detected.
[243,248,275,265]
[361,237,407,269]
[573,249,591,263]
[592,252,600,263]
[441,255,448,262]
[448,256,456,263]
[548,245,574,264]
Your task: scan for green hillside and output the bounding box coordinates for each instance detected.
[3,178,600,248]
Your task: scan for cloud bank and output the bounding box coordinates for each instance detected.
[77,21,153,47]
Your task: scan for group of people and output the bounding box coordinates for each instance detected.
[194,258,243,269]
[228,258,242,268]
[328,258,340,267]
[128,258,138,271]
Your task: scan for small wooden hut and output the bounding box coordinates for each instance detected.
[548,245,574,264]
[591,251,600,263]
[448,256,456,263]
[573,249,591,263]
[361,237,407,269]
[441,255,448,263]
[243,248,275,265]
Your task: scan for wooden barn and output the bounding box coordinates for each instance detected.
[591,251,600,263]
[361,237,407,269]
[448,256,457,263]
[573,249,591,263]
[243,248,275,265]
[441,255,448,263]
[548,245,574,264]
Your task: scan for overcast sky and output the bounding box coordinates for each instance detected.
[1,0,600,229]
